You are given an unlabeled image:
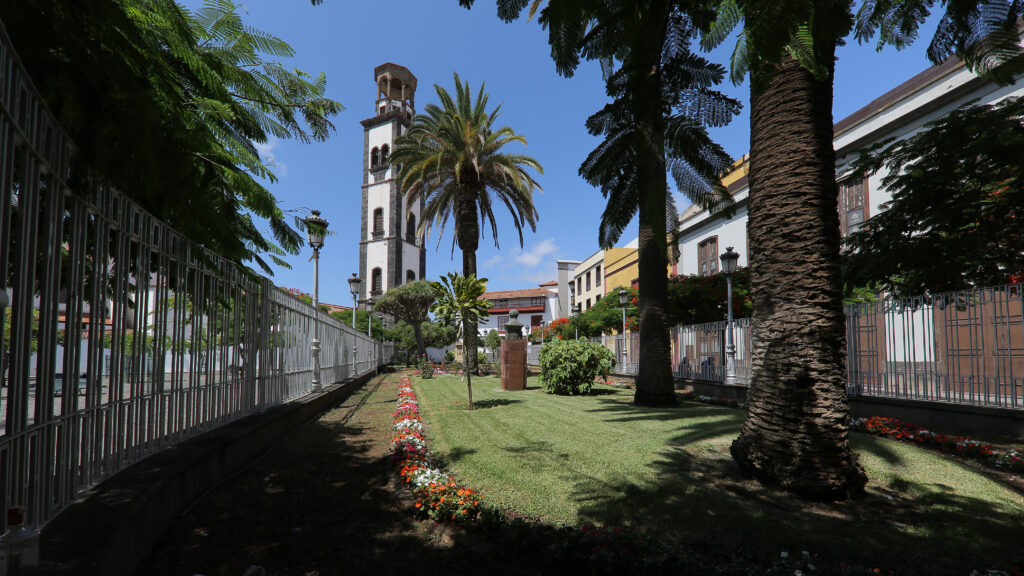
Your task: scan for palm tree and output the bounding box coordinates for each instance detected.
[700,0,868,500]
[701,0,1024,500]
[391,74,542,372]
[460,0,739,407]
[430,273,492,409]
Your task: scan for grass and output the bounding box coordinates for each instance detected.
[415,374,1024,574]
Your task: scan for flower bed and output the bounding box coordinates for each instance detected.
[851,416,1024,473]
[390,375,482,525]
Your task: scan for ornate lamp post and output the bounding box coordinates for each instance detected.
[306,210,328,393]
[571,303,581,340]
[365,297,376,339]
[720,246,740,385]
[347,272,362,376]
[618,288,629,367]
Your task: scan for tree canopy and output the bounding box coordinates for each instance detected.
[843,96,1024,297]
[0,0,342,273]
[373,281,439,356]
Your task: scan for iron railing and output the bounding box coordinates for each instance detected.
[526,285,1022,410]
[0,22,384,535]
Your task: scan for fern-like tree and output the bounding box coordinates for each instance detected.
[390,73,542,375]
[430,273,491,409]
[460,0,739,407]
[373,281,439,357]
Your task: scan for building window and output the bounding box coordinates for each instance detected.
[577,277,582,295]
[586,271,591,291]
[381,144,390,165]
[497,316,509,331]
[406,270,416,284]
[371,268,383,295]
[586,298,591,310]
[839,176,868,237]
[406,214,416,243]
[595,265,601,286]
[531,315,542,328]
[370,147,380,168]
[493,299,506,307]
[373,208,384,237]
[698,236,718,276]
[531,297,544,306]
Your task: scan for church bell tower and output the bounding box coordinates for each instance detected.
[358,63,426,301]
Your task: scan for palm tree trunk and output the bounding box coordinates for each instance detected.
[455,187,479,396]
[730,56,866,500]
[631,11,677,408]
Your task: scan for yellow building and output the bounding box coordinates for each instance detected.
[603,247,638,293]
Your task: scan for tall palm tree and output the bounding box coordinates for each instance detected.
[461,0,739,407]
[701,0,1024,500]
[391,74,542,372]
[701,0,868,500]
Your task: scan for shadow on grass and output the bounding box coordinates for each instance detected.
[470,398,523,410]
[567,429,1024,574]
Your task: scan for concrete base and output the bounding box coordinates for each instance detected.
[36,372,377,576]
[500,340,527,391]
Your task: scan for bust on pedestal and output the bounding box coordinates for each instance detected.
[500,310,527,391]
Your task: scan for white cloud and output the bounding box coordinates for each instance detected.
[513,238,559,267]
[256,137,287,177]
[480,238,561,288]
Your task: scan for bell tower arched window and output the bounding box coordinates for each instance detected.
[371,268,383,295]
[380,144,390,166]
[370,147,380,168]
[406,213,416,243]
[406,270,416,284]
[372,208,384,237]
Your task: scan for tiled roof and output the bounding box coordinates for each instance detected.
[480,287,554,300]
[538,279,558,287]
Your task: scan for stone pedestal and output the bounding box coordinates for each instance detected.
[500,339,527,391]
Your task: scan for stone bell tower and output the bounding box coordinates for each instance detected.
[358,63,426,301]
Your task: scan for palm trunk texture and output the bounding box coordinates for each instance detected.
[457,188,479,409]
[730,57,866,500]
[631,21,677,408]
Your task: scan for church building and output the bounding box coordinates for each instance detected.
[358,63,426,301]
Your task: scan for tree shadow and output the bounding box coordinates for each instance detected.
[471,398,523,410]
[567,431,1024,574]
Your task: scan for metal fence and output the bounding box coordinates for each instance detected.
[0,23,385,535]
[525,285,1022,410]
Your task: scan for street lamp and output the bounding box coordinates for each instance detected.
[571,303,581,340]
[306,210,328,393]
[618,288,629,369]
[347,272,362,376]
[539,320,546,345]
[365,297,376,339]
[720,246,740,385]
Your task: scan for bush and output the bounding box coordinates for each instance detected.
[444,350,456,363]
[419,357,435,379]
[538,339,615,395]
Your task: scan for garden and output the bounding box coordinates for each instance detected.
[399,371,1024,574]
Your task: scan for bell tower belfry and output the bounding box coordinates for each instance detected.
[358,63,426,301]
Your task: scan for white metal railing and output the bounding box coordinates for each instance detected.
[526,284,1022,410]
[0,23,384,535]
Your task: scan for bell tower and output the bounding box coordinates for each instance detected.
[358,63,426,301]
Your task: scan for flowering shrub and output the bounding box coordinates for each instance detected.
[390,376,482,524]
[418,356,435,379]
[851,416,1024,472]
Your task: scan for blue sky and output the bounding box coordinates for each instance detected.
[181,1,940,305]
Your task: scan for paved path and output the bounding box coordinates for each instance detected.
[134,372,514,576]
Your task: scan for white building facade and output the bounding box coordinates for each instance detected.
[359,63,427,301]
[676,59,1024,275]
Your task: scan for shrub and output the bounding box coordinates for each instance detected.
[444,349,456,363]
[419,356,435,379]
[538,339,615,395]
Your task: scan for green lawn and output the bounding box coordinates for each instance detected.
[415,374,1024,573]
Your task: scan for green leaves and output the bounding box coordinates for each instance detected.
[430,273,492,332]
[538,338,615,395]
[842,96,1024,296]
